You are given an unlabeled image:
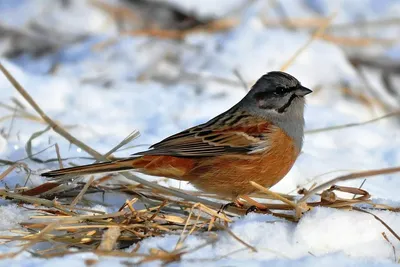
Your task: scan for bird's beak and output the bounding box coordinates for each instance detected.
[295,86,313,97]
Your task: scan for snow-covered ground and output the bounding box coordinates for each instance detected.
[1,0,400,266]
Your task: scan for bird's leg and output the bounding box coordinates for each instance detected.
[234,196,246,207]
[219,197,244,213]
[238,195,271,214]
[220,195,271,214]
[218,195,247,213]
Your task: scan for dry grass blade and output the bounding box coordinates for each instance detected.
[353,207,400,242]
[299,166,400,203]
[306,111,400,134]
[382,232,397,262]
[103,130,140,159]
[97,227,121,251]
[0,163,27,181]
[0,191,75,215]
[233,69,249,91]
[54,143,64,169]
[0,62,104,159]
[175,203,197,250]
[261,16,400,32]
[69,176,95,207]
[122,18,237,40]
[280,13,337,71]
[25,126,51,163]
[214,222,257,252]
[319,35,395,47]
[250,181,310,220]
[250,181,297,208]
[0,102,44,124]
[12,221,60,257]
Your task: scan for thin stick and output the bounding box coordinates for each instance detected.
[175,203,197,250]
[69,176,95,207]
[0,163,26,181]
[306,111,400,134]
[232,69,249,91]
[352,179,367,200]
[280,13,337,71]
[0,191,75,216]
[353,207,400,242]
[299,166,400,203]
[54,143,64,169]
[103,130,140,159]
[250,181,297,208]
[382,232,397,262]
[214,222,257,252]
[0,62,104,159]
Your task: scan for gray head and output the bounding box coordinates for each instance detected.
[241,71,312,150]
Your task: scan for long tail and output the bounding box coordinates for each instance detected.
[41,158,140,178]
[42,155,194,180]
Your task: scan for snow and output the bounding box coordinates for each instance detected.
[1,0,400,266]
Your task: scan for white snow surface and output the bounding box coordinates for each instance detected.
[1,0,400,266]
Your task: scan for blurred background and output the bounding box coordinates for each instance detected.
[0,0,400,198]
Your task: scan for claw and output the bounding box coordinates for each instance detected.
[246,205,259,214]
[218,201,242,214]
[245,205,271,215]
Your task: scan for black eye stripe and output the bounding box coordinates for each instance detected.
[275,86,296,95]
[253,91,275,100]
[253,86,297,100]
[275,87,286,95]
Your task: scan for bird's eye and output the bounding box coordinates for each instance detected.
[275,86,286,95]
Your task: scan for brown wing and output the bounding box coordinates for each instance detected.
[134,109,276,157]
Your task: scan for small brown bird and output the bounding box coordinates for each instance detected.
[42,71,312,205]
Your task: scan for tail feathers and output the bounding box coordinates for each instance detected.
[41,159,137,178]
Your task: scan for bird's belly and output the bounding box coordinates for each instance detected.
[187,132,300,198]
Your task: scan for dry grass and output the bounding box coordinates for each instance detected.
[0,156,400,262]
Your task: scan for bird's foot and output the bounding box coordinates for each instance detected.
[218,201,244,213]
[218,198,245,213]
[245,205,271,215]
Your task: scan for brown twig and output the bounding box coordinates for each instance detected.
[299,166,400,203]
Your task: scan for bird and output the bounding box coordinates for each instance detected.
[42,71,312,206]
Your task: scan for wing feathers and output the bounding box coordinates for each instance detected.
[135,110,274,157]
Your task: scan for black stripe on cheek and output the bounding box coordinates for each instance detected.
[277,94,297,113]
